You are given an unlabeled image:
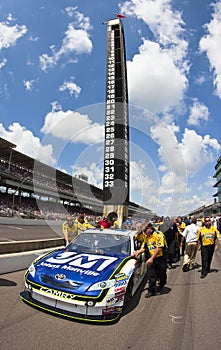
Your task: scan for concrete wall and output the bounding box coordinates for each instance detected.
[0,238,64,254]
[0,218,64,275]
[0,247,63,275]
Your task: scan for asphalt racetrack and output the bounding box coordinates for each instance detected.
[0,223,62,242]
[0,246,221,350]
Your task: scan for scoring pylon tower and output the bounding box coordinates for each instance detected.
[103,17,129,228]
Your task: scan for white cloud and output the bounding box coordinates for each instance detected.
[71,162,103,188]
[59,78,81,97]
[199,2,221,98]
[39,10,92,72]
[39,52,55,71]
[23,79,36,91]
[187,98,209,126]
[29,36,39,42]
[73,10,92,31]
[51,101,62,112]
[150,121,186,177]
[41,108,104,145]
[149,120,220,198]
[0,21,27,50]
[6,13,15,23]
[65,7,78,17]
[194,74,207,86]
[64,7,92,30]
[121,0,186,50]
[127,39,188,113]
[120,0,189,113]
[0,122,56,165]
[205,175,216,188]
[59,23,92,55]
[129,160,159,207]
[178,128,220,176]
[0,58,7,69]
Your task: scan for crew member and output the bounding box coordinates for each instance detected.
[197,217,220,278]
[134,221,145,250]
[159,218,178,269]
[133,222,168,298]
[62,215,77,246]
[74,213,94,235]
[181,217,199,271]
[176,217,186,257]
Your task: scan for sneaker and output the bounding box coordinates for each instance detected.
[182,264,189,272]
[200,273,207,279]
[145,291,156,298]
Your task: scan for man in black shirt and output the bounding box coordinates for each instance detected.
[159,219,178,269]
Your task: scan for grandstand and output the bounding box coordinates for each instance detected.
[0,137,154,221]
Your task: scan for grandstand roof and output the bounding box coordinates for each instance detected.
[0,138,64,181]
[0,137,36,169]
[0,137,103,193]
[0,137,16,150]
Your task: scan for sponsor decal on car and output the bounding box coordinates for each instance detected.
[61,265,100,276]
[40,286,76,300]
[106,296,118,305]
[39,262,61,269]
[114,286,125,293]
[106,295,124,305]
[114,272,128,280]
[114,279,127,288]
[102,306,123,315]
[40,252,117,273]
[102,307,115,315]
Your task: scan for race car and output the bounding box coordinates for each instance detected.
[20,228,147,323]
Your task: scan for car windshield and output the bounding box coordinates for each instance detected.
[66,232,131,257]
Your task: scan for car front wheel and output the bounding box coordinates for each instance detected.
[123,277,134,307]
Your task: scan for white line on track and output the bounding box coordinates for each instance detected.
[7,226,23,230]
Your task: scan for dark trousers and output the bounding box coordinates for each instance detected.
[148,255,168,292]
[177,235,185,257]
[167,240,176,265]
[201,245,215,275]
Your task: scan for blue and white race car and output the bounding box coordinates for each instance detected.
[20,229,147,323]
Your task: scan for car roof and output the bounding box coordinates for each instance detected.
[84,228,135,239]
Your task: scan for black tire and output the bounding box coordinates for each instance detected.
[123,277,134,307]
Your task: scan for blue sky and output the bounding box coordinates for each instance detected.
[0,0,221,217]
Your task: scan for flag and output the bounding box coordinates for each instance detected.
[115,14,126,19]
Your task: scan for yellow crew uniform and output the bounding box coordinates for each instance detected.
[196,226,220,246]
[74,218,94,235]
[62,221,78,245]
[142,229,168,294]
[134,231,145,249]
[197,225,220,277]
[142,230,168,258]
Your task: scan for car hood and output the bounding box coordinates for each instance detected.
[27,248,134,296]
